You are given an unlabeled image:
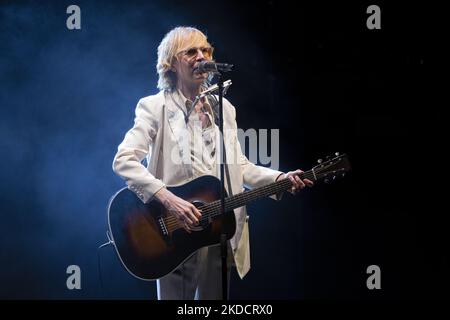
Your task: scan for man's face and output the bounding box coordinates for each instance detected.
[172,44,213,89]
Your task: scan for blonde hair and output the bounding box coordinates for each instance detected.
[156,26,213,91]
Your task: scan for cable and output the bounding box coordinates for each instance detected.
[97,230,114,290]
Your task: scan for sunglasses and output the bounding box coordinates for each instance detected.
[179,46,214,59]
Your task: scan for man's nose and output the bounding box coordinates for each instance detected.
[195,49,206,61]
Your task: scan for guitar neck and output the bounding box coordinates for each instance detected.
[200,153,350,218]
[225,170,315,211]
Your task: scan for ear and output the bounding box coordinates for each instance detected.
[170,59,178,73]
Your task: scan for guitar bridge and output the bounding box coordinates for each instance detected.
[157,216,169,236]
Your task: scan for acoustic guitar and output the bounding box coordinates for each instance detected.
[107,153,350,280]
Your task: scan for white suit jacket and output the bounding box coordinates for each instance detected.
[113,90,282,278]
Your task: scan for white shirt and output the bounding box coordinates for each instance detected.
[172,89,219,178]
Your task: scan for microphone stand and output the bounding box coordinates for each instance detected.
[217,72,228,301]
[196,62,233,300]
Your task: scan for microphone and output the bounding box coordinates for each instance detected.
[197,61,233,73]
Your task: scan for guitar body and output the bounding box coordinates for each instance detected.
[108,175,236,281]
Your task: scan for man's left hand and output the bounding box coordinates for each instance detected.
[277,169,314,195]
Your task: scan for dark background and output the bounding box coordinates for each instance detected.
[0,0,446,299]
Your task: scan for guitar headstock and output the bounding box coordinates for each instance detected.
[312,152,351,183]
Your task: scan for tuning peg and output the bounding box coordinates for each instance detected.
[317,159,323,164]
[335,152,340,156]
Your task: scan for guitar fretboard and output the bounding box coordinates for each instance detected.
[199,170,316,220]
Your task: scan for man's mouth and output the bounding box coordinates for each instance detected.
[192,67,206,75]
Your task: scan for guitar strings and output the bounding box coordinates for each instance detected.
[163,170,321,229]
[164,177,295,229]
[197,170,316,217]
[163,169,326,230]
[164,164,342,230]
[163,174,313,230]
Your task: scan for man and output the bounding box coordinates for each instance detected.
[112,26,313,300]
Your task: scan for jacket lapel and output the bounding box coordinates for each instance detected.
[164,91,192,174]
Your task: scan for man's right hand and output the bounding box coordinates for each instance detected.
[154,188,202,232]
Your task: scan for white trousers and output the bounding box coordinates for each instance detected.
[157,243,232,300]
